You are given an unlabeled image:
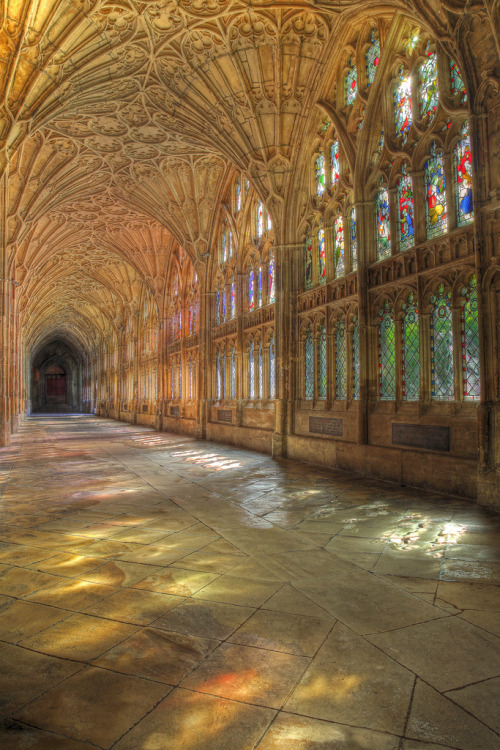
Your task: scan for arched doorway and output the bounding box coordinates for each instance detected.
[45,364,67,405]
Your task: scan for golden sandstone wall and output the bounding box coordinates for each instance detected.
[0,2,498,508]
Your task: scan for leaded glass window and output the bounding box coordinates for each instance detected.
[221,286,226,321]
[419,48,438,121]
[173,271,178,296]
[402,294,420,401]
[266,211,272,231]
[230,346,236,399]
[455,121,473,227]
[366,30,380,86]
[425,143,447,238]
[215,287,221,325]
[235,177,241,212]
[269,337,275,398]
[318,324,327,400]
[397,164,415,251]
[216,352,222,399]
[376,185,391,260]
[318,226,326,283]
[431,285,453,399]
[450,59,467,104]
[304,233,313,290]
[379,303,396,399]
[268,251,275,303]
[345,57,357,106]
[249,269,255,311]
[230,277,236,319]
[350,207,357,271]
[258,340,263,398]
[334,215,345,277]
[178,362,182,399]
[305,327,314,399]
[257,265,263,307]
[315,149,325,195]
[352,320,360,399]
[249,341,255,398]
[394,66,412,144]
[222,221,228,262]
[461,276,480,400]
[256,201,264,237]
[335,322,347,399]
[331,140,340,186]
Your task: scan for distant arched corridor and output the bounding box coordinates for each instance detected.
[0,414,498,748]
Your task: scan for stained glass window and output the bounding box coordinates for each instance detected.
[406,31,419,54]
[266,211,272,231]
[228,230,233,258]
[376,185,391,260]
[222,221,228,262]
[352,320,360,399]
[350,207,357,271]
[334,322,346,399]
[419,48,438,121]
[215,287,220,325]
[249,341,255,398]
[402,294,420,400]
[425,143,447,238]
[230,346,236,399]
[170,365,174,399]
[235,177,241,212]
[268,251,275,303]
[366,30,380,86]
[258,340,263,398]
[221,286,226,321]
[318,324,327,400]
[318,226,326,283]
[461,276,480,400]
[450,59,467,104]
[304,233,313,289]
[230,277,236,319]
[257,265,263,307]
[305,327,314,399]
[379,303,396,399]
[394,66,412,143]
[397,163,415,251]
[316,149,325,196]
[431,285,453,399]
[455,121,473,227]
[269,336,275,398]
[216,352,222,399]
[334,215,345,277]
[256,201,264,237]
[331,140,340,186]
[345,57,357,106]
[173,271,178,296]
[178,361,182,399]
[249,269,255,311]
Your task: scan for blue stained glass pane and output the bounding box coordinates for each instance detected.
[304,234,313,289]
[249,270,255,311]
[318,325,327,400]
[269,337,275,398]
[350,207,357,271]
[335,322,347,399]
[402,296,420,400]
[331,140,340,185]
[318,227,326,283]
[397,165,415,251]
[366,30,380,86]
[316,150,325,195]
[268,254,275,303]
[394,67,412,143]
[379,305,396,399]
[431,285,453,399]
[454,122,473,227]
[419,49,439,121]
[352,322,360,399]
[462,276,480,400]
[334,215,345,277]
[305,328,314,399]
[425,144,447,238]
[230,279,236,318]
[345,58,357,105]
[376,187,391,260]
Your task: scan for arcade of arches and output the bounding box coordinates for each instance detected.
[1,1,499,511]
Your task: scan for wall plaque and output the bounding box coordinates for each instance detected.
[392,423,450,452]
[142,404,149,413]
[309,416,343,437]
[217,409,233,424]
[170,405,179,417]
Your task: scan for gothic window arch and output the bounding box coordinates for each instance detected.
[396,161,415,251]
[376,180,391,260]
[425,141,447,239]
[394,65,412,144]
[345,56,358,106]
[401,292,420,401]
[366,28,380,87]
[454,120,473,227]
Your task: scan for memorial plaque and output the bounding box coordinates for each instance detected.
[217,409,233,424]
[392,423,450,452]
[142,404,149,413]
[170,405,180,417]
[309,416,343,437]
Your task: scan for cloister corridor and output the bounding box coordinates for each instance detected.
[0,414,497,749]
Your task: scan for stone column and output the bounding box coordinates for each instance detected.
[0,171,11,445]
[195,263,210,439]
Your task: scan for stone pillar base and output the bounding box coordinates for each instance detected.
[477,469,500,511]
[0,421,11,446]
[11,415,20,433]
[271,432,287,458]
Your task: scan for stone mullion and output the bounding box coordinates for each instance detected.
[356,200,372,443]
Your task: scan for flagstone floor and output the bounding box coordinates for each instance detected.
[0,415,498,749]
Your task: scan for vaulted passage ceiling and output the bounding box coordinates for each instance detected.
[1,0,497,355]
